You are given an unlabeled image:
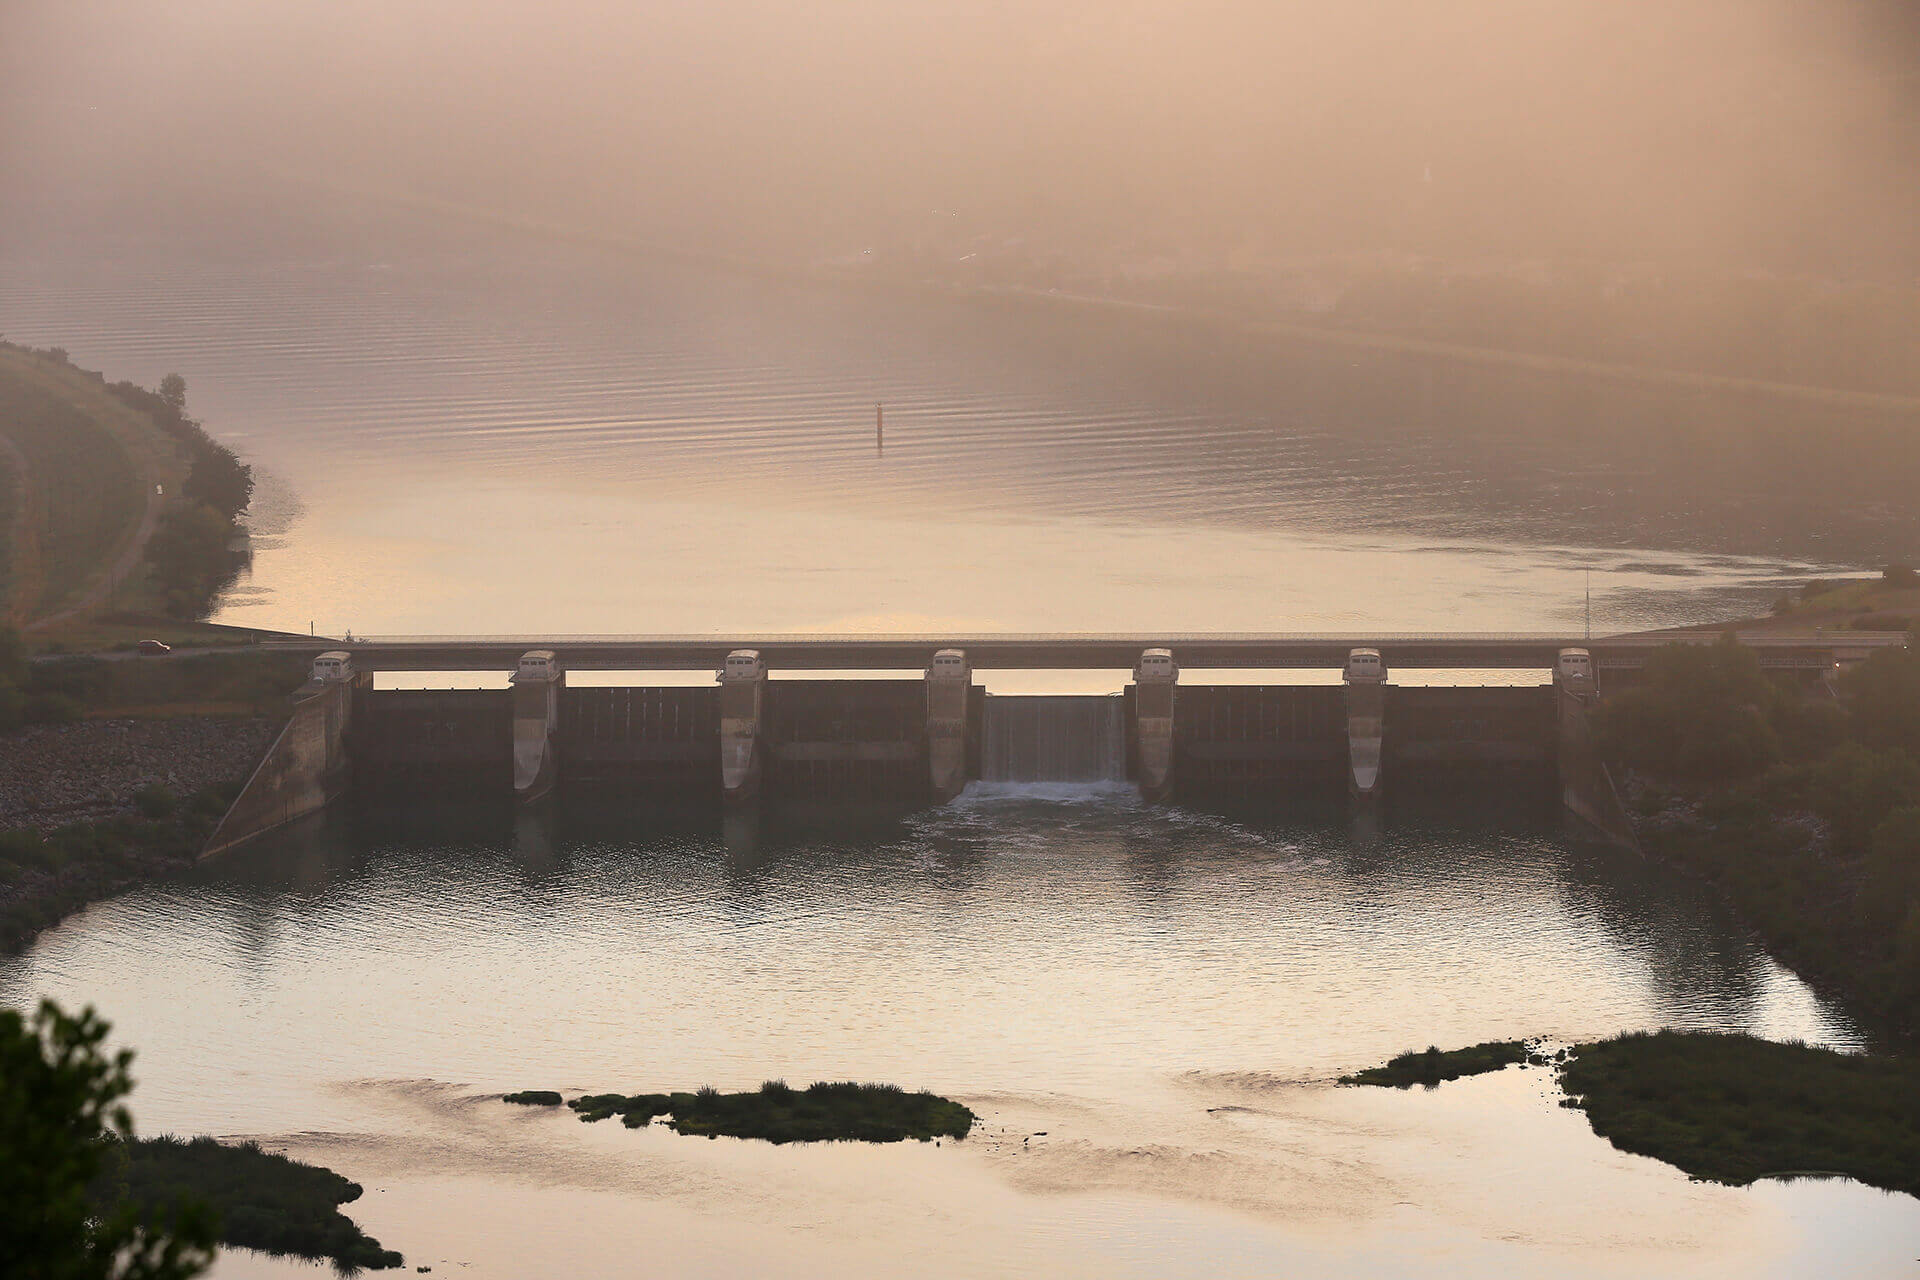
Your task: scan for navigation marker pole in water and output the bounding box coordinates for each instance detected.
[876,402,884,453]
[1585,569,1592,641]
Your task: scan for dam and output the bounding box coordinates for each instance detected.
[201,630,1905,858]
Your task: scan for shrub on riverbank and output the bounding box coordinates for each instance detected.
[534,1081,976,1144]
[113,370,251,621]
[147,505,248,621]
[0,778,243,952]
[2,1000,217,1279]
[1594,637,1787,781]
[1600,643,1920,1041]
[25,650,309,717]
[94,1136,403,1271]
[1559,1031,1920,1197]
[102,368,255,619]
[1338,1041,1534,1088]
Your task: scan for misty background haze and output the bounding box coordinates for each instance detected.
[5,0,1917,278]
[3,0,1918,636]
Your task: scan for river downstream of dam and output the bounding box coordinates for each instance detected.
[5,792,1919,1278]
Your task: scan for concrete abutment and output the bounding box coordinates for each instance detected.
[202,666,364,860]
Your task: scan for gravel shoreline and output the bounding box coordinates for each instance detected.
[1,715,280,951]
[0,716,278,830]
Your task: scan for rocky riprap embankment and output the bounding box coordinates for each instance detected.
[0,717,278,830]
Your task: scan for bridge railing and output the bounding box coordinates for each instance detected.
[262,630,1910,649]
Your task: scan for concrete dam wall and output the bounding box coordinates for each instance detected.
[350,689,513,791]
[1167,684,1348,798]
[762,680,932,799]
[324,681,1559,803]
[205,639,1708,855]
[557,686,718,793]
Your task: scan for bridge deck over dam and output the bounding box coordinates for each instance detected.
[262,630,1905,672]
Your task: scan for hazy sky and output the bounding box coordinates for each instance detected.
[4,0,1917,275]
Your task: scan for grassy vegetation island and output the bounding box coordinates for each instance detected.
[94,1136,404,1271]
[1338,1041,1535,1088]
[1592,628,1920,1041]
[1561,1031,1920,1197]
[1343,1032,1920,1199]
[519,1081,976,1144]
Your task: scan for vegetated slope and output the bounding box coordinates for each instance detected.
[0,344,256,627]
[0,437,18,619]
[0,351,147,622]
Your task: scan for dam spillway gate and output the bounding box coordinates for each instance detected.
[980,696,1127,783]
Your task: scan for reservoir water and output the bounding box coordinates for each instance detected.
[4,201,1917,637]
[5,202,1920,1274]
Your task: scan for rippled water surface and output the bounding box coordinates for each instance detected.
[5,791,1918,1277]
[6,203,1917,635]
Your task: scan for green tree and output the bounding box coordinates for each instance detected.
[0,1000,215,1279]
[157,375,186,415]
[180,449,252,522]
[1808,745,1920,856]
[1843,647,1920,755]
[144,505,241,619]
[1864,806,1920,929]
[1595,637,1782,781]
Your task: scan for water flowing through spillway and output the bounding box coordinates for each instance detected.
[980,695,1127,783]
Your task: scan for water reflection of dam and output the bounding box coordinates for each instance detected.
[200,630,1901,858]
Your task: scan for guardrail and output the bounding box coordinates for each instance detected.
[257,631,1909,672]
